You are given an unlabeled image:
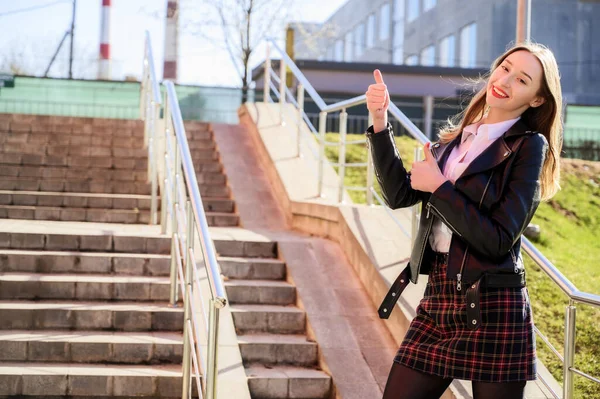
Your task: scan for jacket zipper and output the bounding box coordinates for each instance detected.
[510,247,519,273]
[456,246,468,291]
[426,202,463,237]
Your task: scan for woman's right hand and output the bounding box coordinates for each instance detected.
[366,69,389,133]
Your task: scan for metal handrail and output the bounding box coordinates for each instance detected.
[263,38,600,399]
[141,32,227,399]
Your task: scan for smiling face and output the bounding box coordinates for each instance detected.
[485,49,546,121]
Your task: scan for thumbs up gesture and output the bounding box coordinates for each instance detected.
[410,142,448,193]
[366,69,389,132]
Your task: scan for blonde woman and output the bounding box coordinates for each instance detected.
[365,43,562,399]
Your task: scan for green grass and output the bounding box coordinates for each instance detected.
[325,132,600,398]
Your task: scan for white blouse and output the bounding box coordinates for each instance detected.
[428,116,521,252]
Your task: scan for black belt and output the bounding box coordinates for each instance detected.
[378,263,526,326]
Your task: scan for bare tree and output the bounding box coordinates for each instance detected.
[180,0,295,102]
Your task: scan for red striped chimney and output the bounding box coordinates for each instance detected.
[163,0,179,80]
[98,0,111,79]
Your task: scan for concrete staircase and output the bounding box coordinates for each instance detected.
[216,236,332,398]
[0,115,238,227]
[0,114,332,398]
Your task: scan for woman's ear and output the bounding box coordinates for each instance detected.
[530,96,546,108]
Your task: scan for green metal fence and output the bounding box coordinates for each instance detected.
[0,76,243,123]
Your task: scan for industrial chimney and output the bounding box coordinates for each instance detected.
[98,0,111,80]
[163,0,179,80]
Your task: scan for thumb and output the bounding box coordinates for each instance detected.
[373,69,385,84]
[423,142,435,163]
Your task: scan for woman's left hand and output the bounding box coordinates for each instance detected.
[410,142,448,193]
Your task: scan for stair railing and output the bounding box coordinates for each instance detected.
[262,37,600,399]
[141,31,227,399]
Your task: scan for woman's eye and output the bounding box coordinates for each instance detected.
[519,78,526,84]
[501,65,508,71]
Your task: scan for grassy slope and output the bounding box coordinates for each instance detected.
[324,132,600,398]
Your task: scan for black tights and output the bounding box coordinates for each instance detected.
[382,362,526,399]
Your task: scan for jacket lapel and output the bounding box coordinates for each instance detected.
[457,120,532,179]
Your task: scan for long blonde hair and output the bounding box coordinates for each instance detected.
[438,42,563,201]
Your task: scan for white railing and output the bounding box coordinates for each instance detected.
[140,31,227,399]
[262,38,600,399]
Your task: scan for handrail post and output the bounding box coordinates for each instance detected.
[338,109,348,203]
[205,300,221,399]
[263,43,271,103]
[563,302,577,399]
[423,95,434,140]
[318,111,327,198]
[181,200,194,399]
[296,84,304,158]
[160,91,170,234]
[279,56,286,125]
[169,133,180,307]
[366,112,374,205]
[411,146,422,249]
[151,99,160,225]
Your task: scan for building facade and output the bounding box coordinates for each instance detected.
[293,0,600,105]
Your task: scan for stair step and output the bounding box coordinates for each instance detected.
[0,300,183,331]
[219,256,286,280]
[0,362,193,397]
[246,364,331,399]
[0,205,150,224]
[0,176,230,196]
[0,231,171,254]
[225,280,296,305]
[0,165,149,182]
[230,304,305,334]
[0,330,183,364]
[0,144,148,159]
[0,130,149,150]
[238,334,318,366]
[0,130,219,150]
[0,153,147,170]
[0,250,170,276]
[207,212,239,227]
[0,273,171,301]
[0,191,234,213]
[213,239,277,259]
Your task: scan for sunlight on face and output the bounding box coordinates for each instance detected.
[486,50,546,120]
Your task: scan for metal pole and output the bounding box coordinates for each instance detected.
[263,43,271,103]
[317,111,327,198]
[69,0,76,79]
[205,300,221,399]
[411,146,422,249]
[516,0,531,43]
[338,109,348,203]
[366,112,374,206]
[423,95,434,140]
[151,101,160,225]
[169,134,180,307]
[296,84,304,158]
[563,303,577,399]
[181,200,194,399]
[160,93,170,234]
[279,57,286,125]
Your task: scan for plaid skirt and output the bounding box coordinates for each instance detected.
[394,253,537,382]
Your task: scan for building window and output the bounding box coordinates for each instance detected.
[344,31,353,61]
[423,0,436,11]
[407,0,419,22]
[392,0,405,64]
[439,34,455,67]
[379,3,391,40]
[355,23,365,58]
[420,45,435,66]
[367,13,376,48]
[405,54,418,65]
[460,22,477,67]
[334,40,343,62]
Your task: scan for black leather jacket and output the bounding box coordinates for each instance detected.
[366,119,548,293]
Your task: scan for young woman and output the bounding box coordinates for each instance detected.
[364,42,563,399]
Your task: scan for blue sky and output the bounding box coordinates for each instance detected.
[0,0,347,86]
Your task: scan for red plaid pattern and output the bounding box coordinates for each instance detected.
[394,255,537,382]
